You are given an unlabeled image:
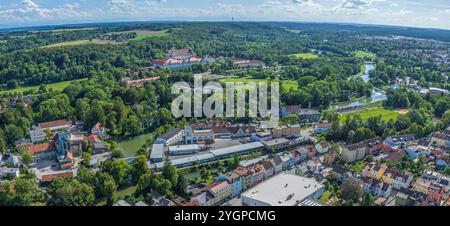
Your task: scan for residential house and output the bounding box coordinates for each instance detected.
[427,183,445,204]
[382,168,414,190]
[207,181,232,205]
[330,165,354,182]
[362,163,387,180]
[430,132,450,148]
[322,151,337,165]
[233,167,252,191]
[362,177,392,198]
[248,164,265,186]
[341,142,366,162]
[15,138,32,151]
[2,154,21,167]
[406,145,429,159]
[315,141,331,154]
[217,172,242,198]
[0,167,20,179]
[91,122,108,138]
[271,155,283,174]
[29,126,46,144]
[385,149,406,164]
[364,137,383,155]
[306,159,322,174]
[383,134,416,151]
[260,160,275,180]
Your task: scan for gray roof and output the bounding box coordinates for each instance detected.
[157,128,182,141]
[93,142,106,149]
[262,138,290,147]
[150,144,165,160]
[210,142,264,157]
[154,153,215,169]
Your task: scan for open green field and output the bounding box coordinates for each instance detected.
[0,78,88,94]
[289,53,319,60]
[354,51,376,60]
[131,30,170,41]
[339,108,400,122]
[41,39,119,48]
[219,77,298,90]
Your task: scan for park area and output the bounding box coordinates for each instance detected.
[338,108,400,122]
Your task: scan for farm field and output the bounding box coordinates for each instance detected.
[338,108,400,122]
[289,52,319,59]
[0,78,89,94]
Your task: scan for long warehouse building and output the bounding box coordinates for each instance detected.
[151,142,265,170]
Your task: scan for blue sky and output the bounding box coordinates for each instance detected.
[0,0,449,29]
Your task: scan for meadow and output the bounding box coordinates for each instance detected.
[354,51,376,60]
[338,108,400,122]
[289,52,319,60]
[0,78,88,94]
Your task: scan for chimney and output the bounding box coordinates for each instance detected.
[308,102,312,109]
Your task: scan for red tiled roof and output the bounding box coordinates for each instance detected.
[88,134,101,143]
[27,143,53,156]
[209,181,229,194]
[41,171,74,182]
[38,120,72,129]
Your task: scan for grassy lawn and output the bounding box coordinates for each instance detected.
[96,185,137,206]
[289,53,319,60]
[0,78,88,95]
[130,30,169,41]
[318,191,332,203]
[220,77,298,90]
[354,51,376,60]
[339,108,400,122]
[365,101,383,108]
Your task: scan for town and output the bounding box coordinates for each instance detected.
[0,21,449,207]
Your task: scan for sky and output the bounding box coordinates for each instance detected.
[0,0,449,29]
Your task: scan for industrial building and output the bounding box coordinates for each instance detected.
[151,142,265,170]
[240,173,324,206]
[150,144,165,163]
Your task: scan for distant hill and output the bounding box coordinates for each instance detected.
[267,22,450,42]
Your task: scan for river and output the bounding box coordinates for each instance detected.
[329,63,387,110]
[117,133,154,158]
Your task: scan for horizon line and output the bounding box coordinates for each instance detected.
[1,19,450,33]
